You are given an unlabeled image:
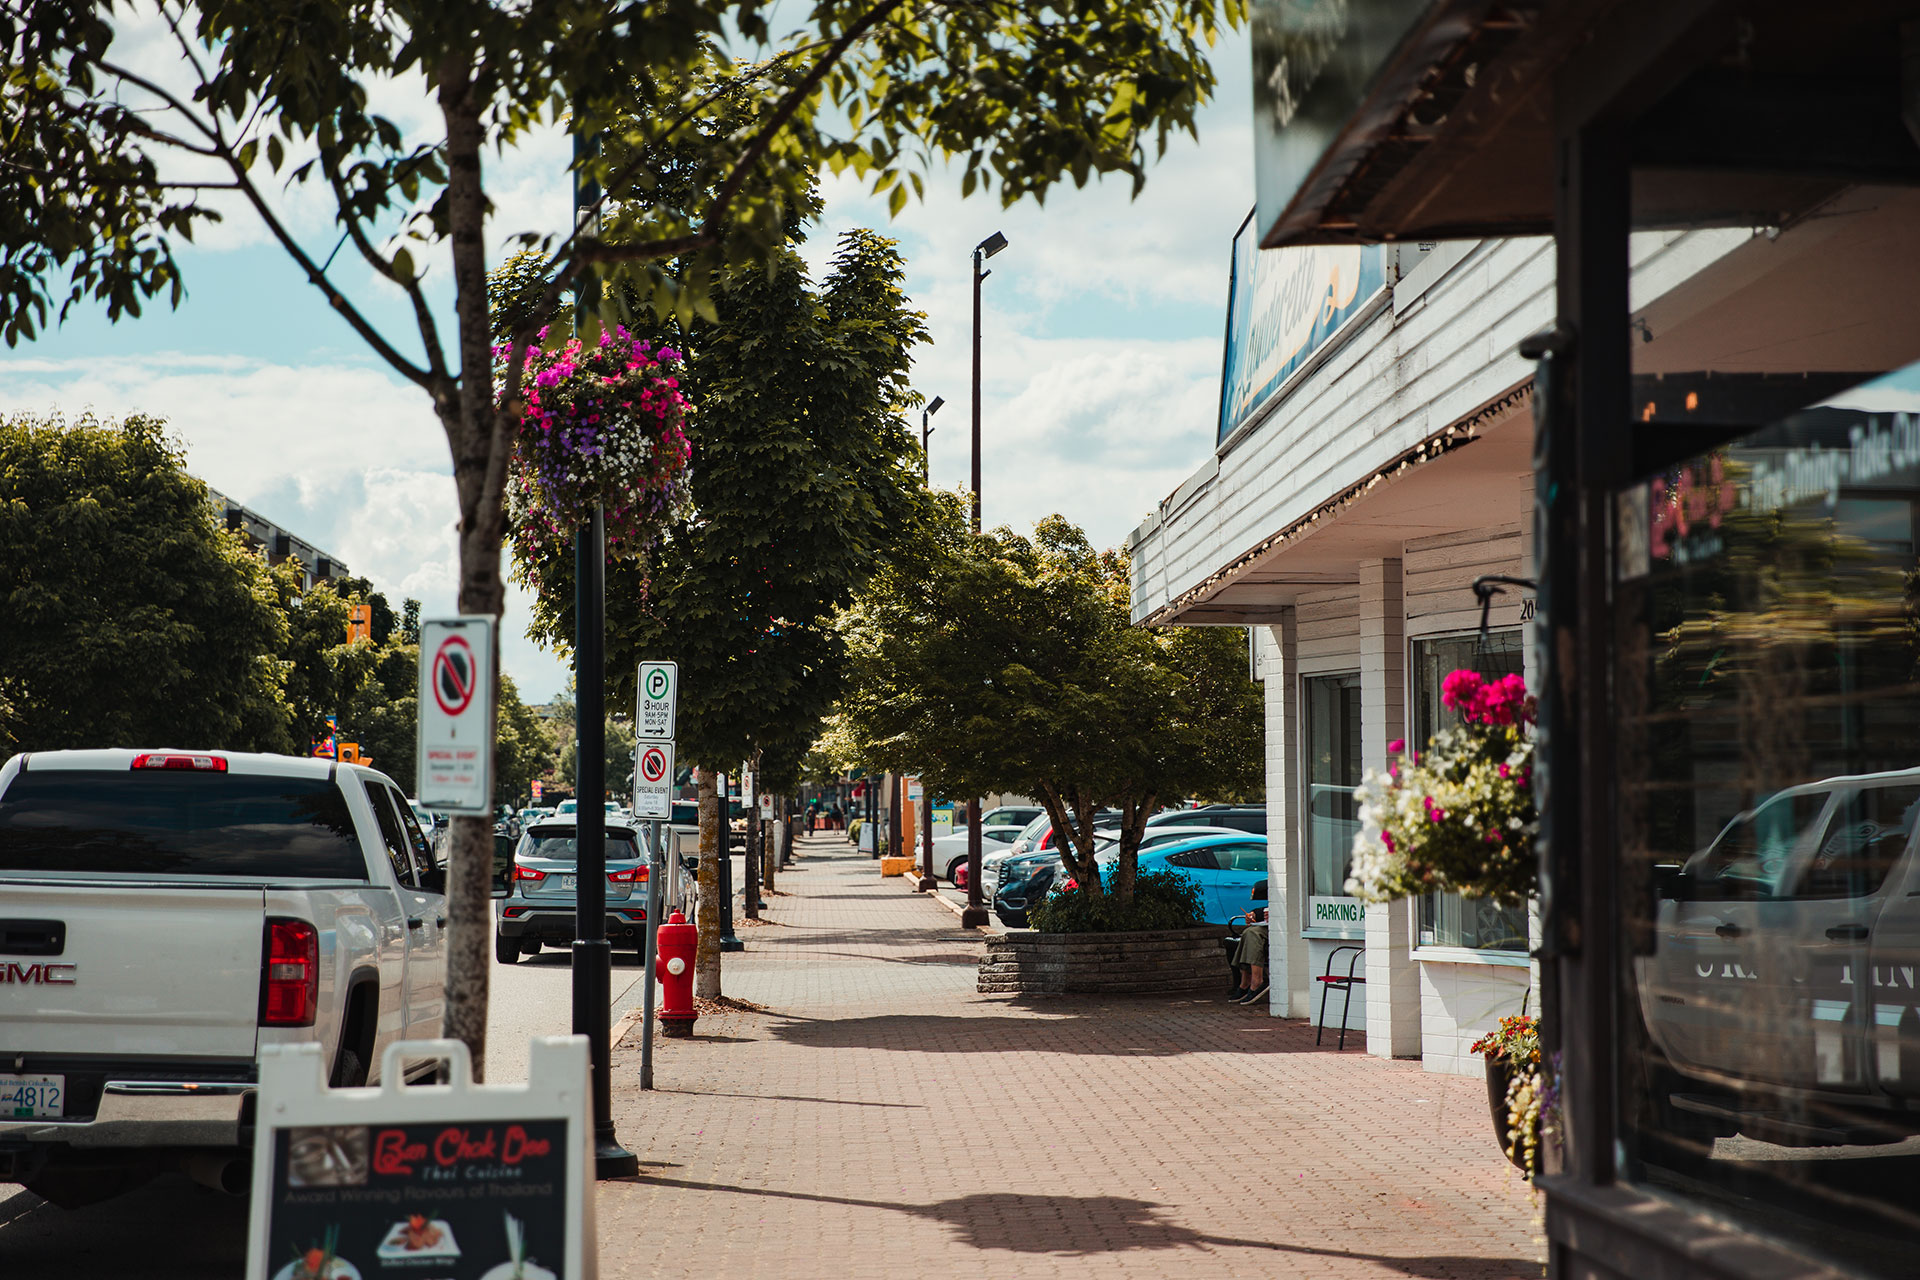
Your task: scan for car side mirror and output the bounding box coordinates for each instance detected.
[1652,864,1687,901]
[419,866,447,895]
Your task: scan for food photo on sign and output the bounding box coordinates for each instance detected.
[265,1120,568,1280]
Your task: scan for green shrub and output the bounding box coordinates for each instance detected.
[1026,869,1203,933]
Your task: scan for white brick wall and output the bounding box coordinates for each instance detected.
[1417,960,1533,1077]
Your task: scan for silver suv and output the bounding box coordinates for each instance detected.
[494,816,652,963]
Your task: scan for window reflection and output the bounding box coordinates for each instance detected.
[1615,371,1920,1274]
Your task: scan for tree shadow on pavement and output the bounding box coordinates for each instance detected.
[765,1002,1344,1058]
[635,1177,1537,1277]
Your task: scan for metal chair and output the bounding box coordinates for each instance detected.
[1315,944,1366,1049]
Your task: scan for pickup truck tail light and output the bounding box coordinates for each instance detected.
[261,919,318,1026]
[607,867,649,883]
[512,865,547,884]
[131,752,228,772]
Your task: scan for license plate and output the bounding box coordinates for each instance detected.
[560,875,578,892]
[0,1073,63,1118]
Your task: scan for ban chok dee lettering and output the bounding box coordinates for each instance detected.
[372,1125,552,1176]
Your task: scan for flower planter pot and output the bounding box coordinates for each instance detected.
[1483,1056,1527,1171]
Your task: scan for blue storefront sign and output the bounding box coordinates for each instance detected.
[1217,211,1389,444]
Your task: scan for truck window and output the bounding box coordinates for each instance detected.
[360,780,420,887]
[0,770,367,879]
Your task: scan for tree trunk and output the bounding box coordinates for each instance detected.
[436,57,505,1083]
[695,767,722,996]
[1110,795,1154,909]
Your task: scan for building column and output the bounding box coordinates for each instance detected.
[1261,612,1310,1017]
[1360,558,1419,1058]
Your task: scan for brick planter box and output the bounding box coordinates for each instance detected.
[977,926,1230,995]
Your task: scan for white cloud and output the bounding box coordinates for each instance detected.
[0,355,573,702]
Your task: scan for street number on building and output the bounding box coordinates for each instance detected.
[416,618,494,815]
[633,740,675,819]
[636,661,677,740]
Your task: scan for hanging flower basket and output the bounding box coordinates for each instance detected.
[1346,670,1538,905]
[501,327,694,593]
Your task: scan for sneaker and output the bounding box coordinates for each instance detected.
[1240,982,1270,1004]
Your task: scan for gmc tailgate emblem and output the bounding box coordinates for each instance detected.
[0,963,75,984]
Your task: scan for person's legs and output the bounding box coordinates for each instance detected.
[1238,926,1269,1003]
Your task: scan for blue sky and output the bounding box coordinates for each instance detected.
[1,29,1255,702]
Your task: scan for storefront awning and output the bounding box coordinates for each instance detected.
[1254,0,1920,248]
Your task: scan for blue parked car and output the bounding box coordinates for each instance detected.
[1129,833,1270,924]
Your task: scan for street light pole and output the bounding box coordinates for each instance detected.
[963,230,1006,931]
[569,131,638,1180]
[921,395,945,482]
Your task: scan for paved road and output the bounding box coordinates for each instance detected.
[0,853,742,1277]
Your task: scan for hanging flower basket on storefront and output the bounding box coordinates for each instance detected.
[501,327,694,594]
[1346,669,1539,906]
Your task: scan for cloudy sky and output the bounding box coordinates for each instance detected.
[0,28,1254,702]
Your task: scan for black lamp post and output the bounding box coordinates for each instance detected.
[921,395,945,481]
[962,229,1006,930]
[569,132,639,1180]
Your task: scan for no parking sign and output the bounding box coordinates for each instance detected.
[632,740,674,819]
[416,618,494,815]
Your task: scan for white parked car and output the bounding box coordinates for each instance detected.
[0,748,448,1206]
[931,825,1025,885]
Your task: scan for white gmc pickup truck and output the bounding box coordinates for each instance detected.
[0,748,448,1206]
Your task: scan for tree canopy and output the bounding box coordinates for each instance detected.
[508,226,929,783]
[0,411,291,754]
[841,505,1263,905]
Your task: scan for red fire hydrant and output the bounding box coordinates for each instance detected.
[657,909,698,1038]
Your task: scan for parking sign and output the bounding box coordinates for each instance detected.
[637,662,677,740]
[633,740,675,818]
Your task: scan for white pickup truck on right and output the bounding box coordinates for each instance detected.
[0,748,447,1207]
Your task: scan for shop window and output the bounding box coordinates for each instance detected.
[1410,631,1528,954]
[1302,673,1362,917]
[1614,362,1920,1272]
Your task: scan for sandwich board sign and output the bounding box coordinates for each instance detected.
[416,617,495,815]
[632,740,674,819]
[247,1036,595,1280]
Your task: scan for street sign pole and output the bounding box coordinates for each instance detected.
[640,819,662,1090]
[633,660,680,1084]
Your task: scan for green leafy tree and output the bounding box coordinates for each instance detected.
[514,224,929,990]
[555,716,636,799]
[494,675,557,807]
[0,411,294,755]
[340,639,420,785]
[11,0,1240,1070]
[843,506,1264,909]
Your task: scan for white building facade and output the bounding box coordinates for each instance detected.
[1130,226,1748,1074]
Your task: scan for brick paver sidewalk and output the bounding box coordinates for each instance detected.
[599,835,1543,1278]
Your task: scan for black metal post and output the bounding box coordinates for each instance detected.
[572,506,637,1178]
[915,780,935,892]
[567,125,636,1179]
[961,235,1001,930]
